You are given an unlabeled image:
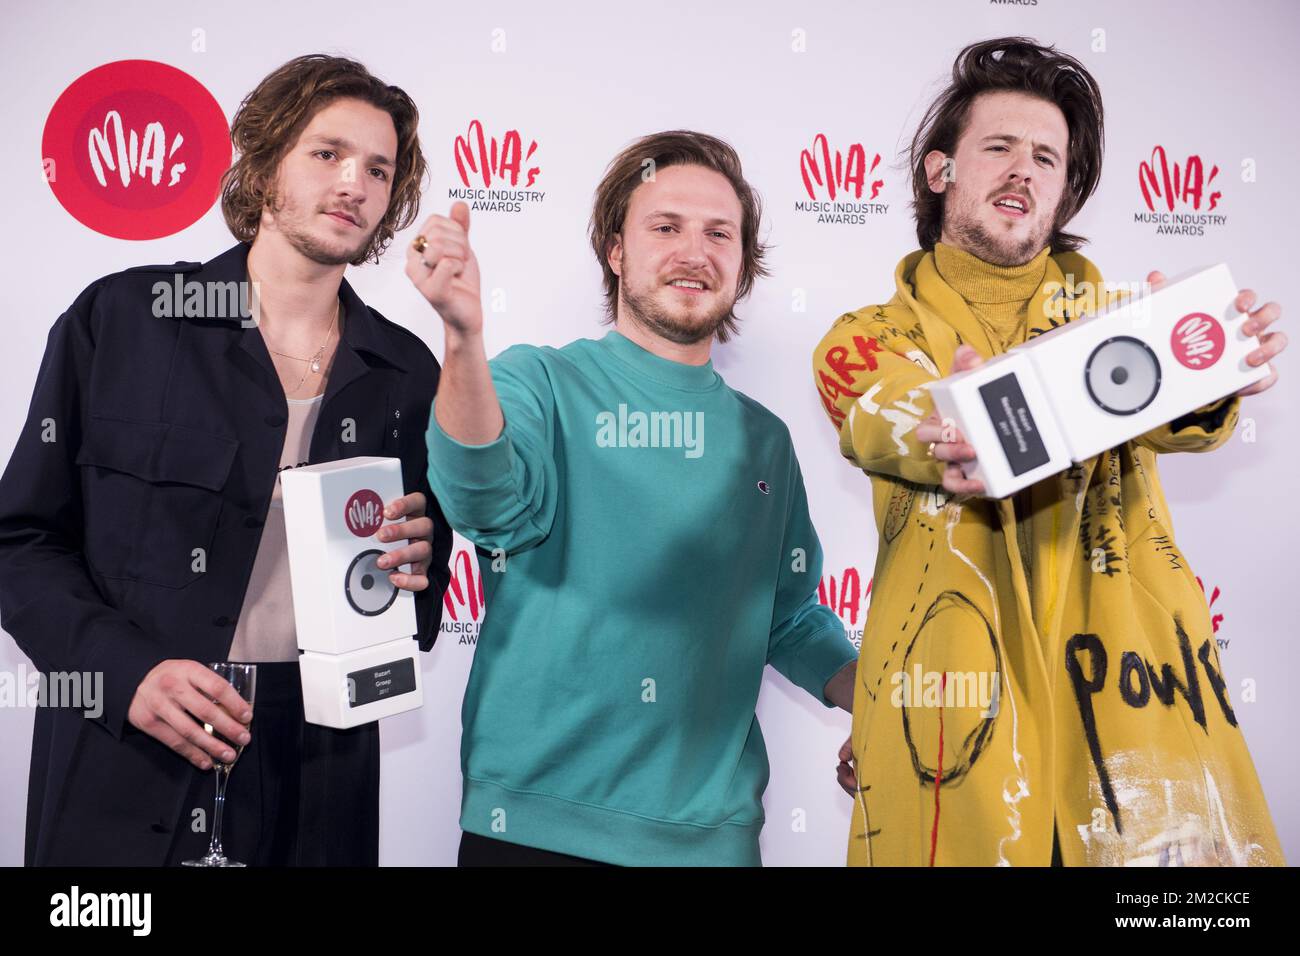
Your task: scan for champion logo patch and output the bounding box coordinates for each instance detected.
[757,480,771,495]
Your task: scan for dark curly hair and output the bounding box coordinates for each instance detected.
[909,37,1105,253]
[220,54,427,266]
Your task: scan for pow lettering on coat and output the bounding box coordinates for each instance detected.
[1065,615,1240,841]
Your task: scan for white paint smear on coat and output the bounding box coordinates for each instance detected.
[1076,750,1269,866]
[856,383,926,456]
[941,499,1030,865]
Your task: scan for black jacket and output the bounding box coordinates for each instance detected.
[0,241,453,865]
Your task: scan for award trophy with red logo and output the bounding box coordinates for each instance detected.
[281,457,423,727]
[928,264,1270,498]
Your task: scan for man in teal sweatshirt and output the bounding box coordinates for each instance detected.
[412,131,857,866]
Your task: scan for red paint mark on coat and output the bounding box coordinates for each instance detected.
[929,672,948,867]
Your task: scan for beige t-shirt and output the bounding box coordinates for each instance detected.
[228,393,325,662]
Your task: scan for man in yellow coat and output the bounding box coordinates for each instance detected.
[814,38,1287,866]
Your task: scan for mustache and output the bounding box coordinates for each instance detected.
[323,206,365,227]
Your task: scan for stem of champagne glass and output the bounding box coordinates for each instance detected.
[208,765,230,860]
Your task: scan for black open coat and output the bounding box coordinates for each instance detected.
[0,241,453,864]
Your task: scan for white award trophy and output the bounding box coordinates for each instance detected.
[927,264,1269,498]
[281,457,424,728]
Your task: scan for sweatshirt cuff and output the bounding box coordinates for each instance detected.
[790,624,859,708]
[425,402,516,490]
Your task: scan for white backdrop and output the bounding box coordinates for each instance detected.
[1,0,1296,866]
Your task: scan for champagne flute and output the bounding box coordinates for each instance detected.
[182,662,257,867]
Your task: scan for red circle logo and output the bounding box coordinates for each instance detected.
[344,489,385,537]
[1170,312,1225,370]
[42,60,230,240]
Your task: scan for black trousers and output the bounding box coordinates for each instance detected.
[462,829,1055,867]
[458,830,613,867]
[163,662,380,866]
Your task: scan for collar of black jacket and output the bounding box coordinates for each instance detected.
[183,240,409,373]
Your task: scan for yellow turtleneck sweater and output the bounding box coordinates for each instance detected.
[933,241,1050,352]
[932,240,1051,600]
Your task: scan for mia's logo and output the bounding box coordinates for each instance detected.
[1170,313,1224,369]
[818,568,871,627]
[1133,146,1228,236]
[800,134,883,200]
[819,567,872,649]
[1196,575,1227,648]
[448,120,544,214]
[454,120,540,188]
[795,135,889,224]
[41,60,230,239]
[756,481,771,495]
[443,547,486,624]
[1139,146,1221,212]
[344,489,385,537]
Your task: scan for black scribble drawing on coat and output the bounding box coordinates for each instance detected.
[900,591,1001,787]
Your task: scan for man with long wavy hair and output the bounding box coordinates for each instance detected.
[814,37,1286,866]
[0,55,453,865]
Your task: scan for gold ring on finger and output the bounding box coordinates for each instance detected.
[412,235,428,253]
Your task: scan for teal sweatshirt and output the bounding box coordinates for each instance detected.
[425,329,856,866]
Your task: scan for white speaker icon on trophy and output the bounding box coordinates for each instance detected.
[281,457,424,728]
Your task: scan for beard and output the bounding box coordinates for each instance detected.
[267,189,374,266]
[619,279,736,346]
[944,183,1058,267]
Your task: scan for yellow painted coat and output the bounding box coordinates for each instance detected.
[812,248,1284,866]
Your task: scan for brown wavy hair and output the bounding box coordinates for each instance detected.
[589,130,769,343]
[909,37,1105,253]
[220,54,427,266]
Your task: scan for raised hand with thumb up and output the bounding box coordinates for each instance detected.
[406,201,482,339]
[411,201,504,446]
